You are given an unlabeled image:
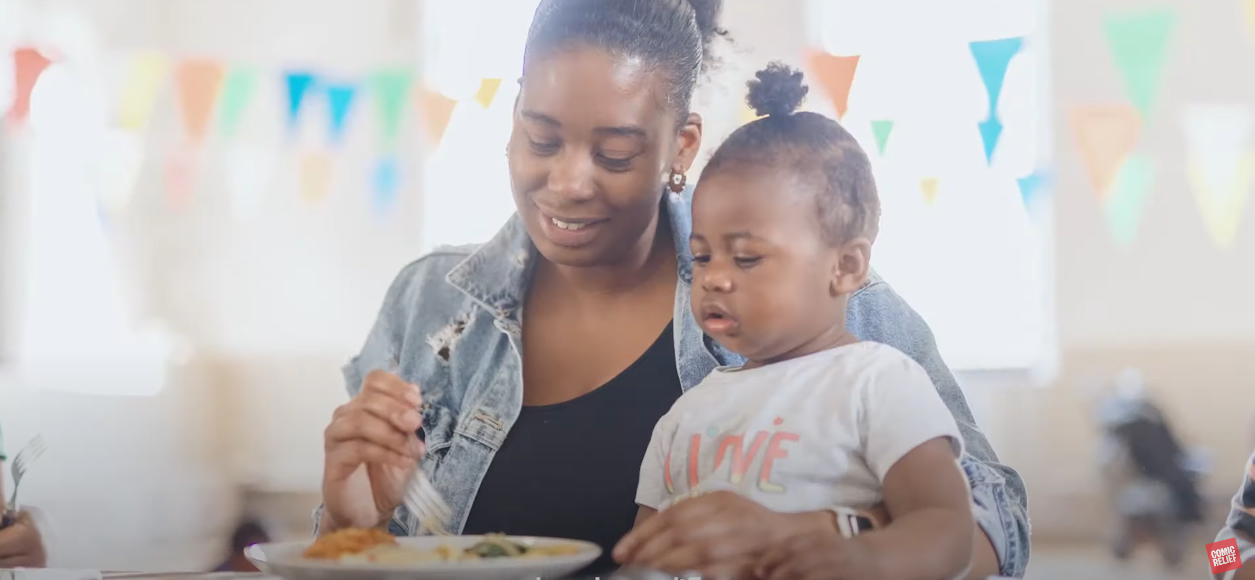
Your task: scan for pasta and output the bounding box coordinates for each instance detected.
[303,529,583,564]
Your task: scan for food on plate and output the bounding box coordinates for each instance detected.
[303,528,398,559]
[303,529,583,564]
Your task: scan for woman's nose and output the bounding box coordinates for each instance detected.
[546,150,597,201]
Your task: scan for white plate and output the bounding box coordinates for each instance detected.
[245,535,601,580]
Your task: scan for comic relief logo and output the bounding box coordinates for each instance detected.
[1208,538,1243,575]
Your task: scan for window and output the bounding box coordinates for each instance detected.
[419,0,540,252]
[2,3,174,395]
[809,0,1055,374]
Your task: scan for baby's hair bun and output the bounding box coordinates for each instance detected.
[745,61,808,118]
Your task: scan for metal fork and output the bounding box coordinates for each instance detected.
[404,469,453,536]
[3,435,47,524]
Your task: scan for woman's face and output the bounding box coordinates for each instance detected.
[508,48,701,268]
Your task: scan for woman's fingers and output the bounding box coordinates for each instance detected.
[327,439,415,471]
[361,370,422,407]
[326,406,414,457]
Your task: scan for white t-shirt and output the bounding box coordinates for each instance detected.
[636,342,965,513]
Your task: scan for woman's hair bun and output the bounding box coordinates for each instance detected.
[685,0,728,67]
[745,61,808,118]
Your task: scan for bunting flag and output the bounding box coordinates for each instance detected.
[474,78,503,109]
[1017,171,1050,211]
[325,82,358,146]
[217,66,258,139]
[7,48,51,125]
[920,177,940,205]
[1182,104,1255,247]
[870,120,894,156]
[164,149,196,207]
[173,59,225,143]
[805,52,860,120]
[370,68,415,148]
[1104,153,1154,246]
[1103,6,1177,121]
[1246,0,1255,40]
[417,88,458,147]
[372,155,402,215]
[739,100,764,126]
[978,116,1003,164]
[284,70,317,132]
[299,151,333,203]
[118,51,169,131]
[969,37,1024,115]
[225,144,273,220]
[1069,104,1142,199]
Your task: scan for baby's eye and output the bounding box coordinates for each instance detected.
[734,256,762,268]
[692,254,711,265]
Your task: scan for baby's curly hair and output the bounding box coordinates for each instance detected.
[702,61,881,244]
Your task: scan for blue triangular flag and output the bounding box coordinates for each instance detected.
[978,116,1003,164]
[285,71,317,132]
[1017,171,1050,209]
[372,155,401,215]
[325,83,358,145]
[969,37,1024,117]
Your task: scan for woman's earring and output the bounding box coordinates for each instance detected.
[668,170,687,193]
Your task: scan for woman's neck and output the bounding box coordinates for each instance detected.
[536,212,677,301]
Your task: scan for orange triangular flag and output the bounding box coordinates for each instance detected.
[7,48,52,125]
[475,78,503,109]
[920,178,939,205]
[1070,105,1141,199]
[805,52,859,120]
[417,88,458,147]
[174,59,226,142]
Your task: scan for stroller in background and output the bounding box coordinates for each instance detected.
[1096,369,1210,569]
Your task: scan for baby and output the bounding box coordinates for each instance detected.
[627,63,975,579]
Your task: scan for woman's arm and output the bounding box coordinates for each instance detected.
[1214,451,1255,580]
[847,274,1030,577]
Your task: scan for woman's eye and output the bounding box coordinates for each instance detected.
[529,139,560,155]
[734,256,762,267]
[597,154,634,171]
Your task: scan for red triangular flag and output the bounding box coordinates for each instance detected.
[7,48,52,125]
[805,52,860,120]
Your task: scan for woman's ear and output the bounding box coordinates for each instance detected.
[675,112,704,174]
[831,237,872,296]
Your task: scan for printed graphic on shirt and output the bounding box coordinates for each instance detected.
[663,417,801,497]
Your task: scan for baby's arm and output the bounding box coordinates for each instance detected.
[861,438,974,580]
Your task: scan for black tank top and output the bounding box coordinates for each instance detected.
[461,322,682,576]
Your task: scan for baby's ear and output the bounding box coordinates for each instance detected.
[831,237,871,296]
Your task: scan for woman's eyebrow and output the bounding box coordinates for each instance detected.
[594,125,647,138]
[520,110,560,126]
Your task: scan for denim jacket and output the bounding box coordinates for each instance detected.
[1213,449,1255,580]
[314,190,1031,577]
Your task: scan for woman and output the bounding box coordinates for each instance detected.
[1213,450,1254,580]
[316,0,1029,577]
[0,424,47,568]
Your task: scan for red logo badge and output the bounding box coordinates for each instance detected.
[1208,538,1243,575]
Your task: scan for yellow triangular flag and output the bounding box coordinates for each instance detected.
[738,101,763,126]
[920,178,939,205]
[299,151,333,203]
[118,51,170,130]
[1245,0,1255,41]
[1188,151,1255,247]
[475,78,502,109]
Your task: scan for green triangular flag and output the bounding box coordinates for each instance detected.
[1104,153,1154,246]
[371,68,415,148]
[216,66,258,140]
[871,120,894,156]
[1103,7,1177,121]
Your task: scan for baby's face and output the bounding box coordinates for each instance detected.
[689,168,847,363]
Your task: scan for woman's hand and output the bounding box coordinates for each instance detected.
[0,511,47,568]
[612,491,831,580]
[321,370,426,533]
[756,529,878,580]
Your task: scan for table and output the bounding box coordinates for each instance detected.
[3,570,1018,580]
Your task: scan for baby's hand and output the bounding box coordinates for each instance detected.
[756,530,875,580]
